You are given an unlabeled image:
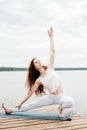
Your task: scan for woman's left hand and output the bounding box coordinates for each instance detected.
[48,27,53,37]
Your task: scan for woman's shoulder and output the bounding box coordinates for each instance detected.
[35,77,42,84]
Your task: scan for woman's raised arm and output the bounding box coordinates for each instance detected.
[47,27,55,69]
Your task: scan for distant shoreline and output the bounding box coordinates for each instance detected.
[0,67,87,71]
[0,67,27,71]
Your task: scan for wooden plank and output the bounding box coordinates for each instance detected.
[43,121,87,130]
[0,119,87,130]
[0,119,54,126]
[0,120,54,129]
[0,118,87,130]
[76,128,87,130]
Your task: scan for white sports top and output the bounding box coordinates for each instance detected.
[38,68,61,93]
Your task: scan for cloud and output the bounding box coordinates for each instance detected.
[0,0,87,67]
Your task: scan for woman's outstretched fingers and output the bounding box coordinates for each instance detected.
[50,26,53,32]
[48,26,53,37]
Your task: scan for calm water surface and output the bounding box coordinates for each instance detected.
[0,71,87,117]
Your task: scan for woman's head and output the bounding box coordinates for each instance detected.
[33,58,42,70]
[26,58,45,96]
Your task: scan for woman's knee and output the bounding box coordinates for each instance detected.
[68,97,74,107]
[62,96,74,108]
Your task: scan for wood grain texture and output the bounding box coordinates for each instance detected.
[0,106,87,130]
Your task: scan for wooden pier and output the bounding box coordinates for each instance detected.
[0,106,87,130]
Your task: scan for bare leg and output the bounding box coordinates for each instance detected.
[2,103,12,114]
[58,106,64,117]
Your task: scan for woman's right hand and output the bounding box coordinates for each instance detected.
[15,104,22,109]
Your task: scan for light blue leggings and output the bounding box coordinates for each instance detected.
[12,93,74,113]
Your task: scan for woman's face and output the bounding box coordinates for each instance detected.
[33,58,42,70]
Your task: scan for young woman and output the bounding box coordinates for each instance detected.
[2,27,74,117]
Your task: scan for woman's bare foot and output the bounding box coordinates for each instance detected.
[2,103,12,114]
[58,106,64,118]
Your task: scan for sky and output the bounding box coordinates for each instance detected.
[0,0,87,67]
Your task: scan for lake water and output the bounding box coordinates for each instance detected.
[0,70,87,117]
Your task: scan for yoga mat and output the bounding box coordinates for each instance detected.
[0,110,73,121]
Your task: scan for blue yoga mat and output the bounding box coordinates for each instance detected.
[0,110,73,121]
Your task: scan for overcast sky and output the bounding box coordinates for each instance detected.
[0,0,87,67]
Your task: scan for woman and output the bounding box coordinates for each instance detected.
[2,27,74,117]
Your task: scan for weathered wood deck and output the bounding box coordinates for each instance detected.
[0,106,87,130]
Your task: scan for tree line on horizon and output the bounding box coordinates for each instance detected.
[0,67,87,71]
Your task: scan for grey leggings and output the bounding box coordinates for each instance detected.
[12,93,74,113]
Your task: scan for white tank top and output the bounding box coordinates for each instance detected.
[38,68,61,93]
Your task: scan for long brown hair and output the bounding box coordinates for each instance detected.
[26,58,46,96]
